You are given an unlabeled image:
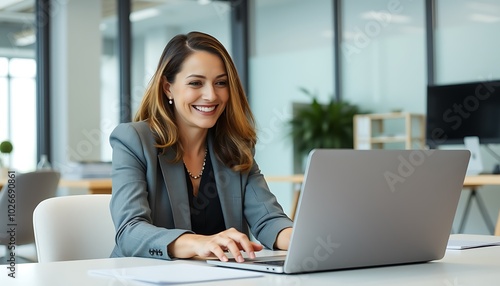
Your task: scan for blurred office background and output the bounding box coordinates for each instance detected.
[1,0,499,234]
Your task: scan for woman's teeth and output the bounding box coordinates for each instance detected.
[194,106,216,112]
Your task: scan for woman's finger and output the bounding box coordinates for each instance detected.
[222,238,245,262]
[222,228,257,260]
[209,242,229,262]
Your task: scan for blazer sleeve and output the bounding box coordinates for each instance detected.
[109,123,192,260]
[243,160,294,249]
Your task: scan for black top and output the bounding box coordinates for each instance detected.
[185,150,226,235]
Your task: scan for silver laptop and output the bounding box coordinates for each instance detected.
[208,149,470,274]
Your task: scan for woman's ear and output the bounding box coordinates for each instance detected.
[161,76,171,96]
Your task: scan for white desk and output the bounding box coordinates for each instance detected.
[2,234,500,286]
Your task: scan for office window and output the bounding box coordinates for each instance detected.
[0,57,36,171]
[435,0,500,84]
[0,58,7,143]
[0,57,9,141]
[250,0,334,215]
[341,0,426,114]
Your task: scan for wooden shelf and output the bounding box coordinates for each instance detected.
[354,112,426,149]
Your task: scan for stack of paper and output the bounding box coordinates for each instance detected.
[446,239,500,250]
[89,263,262,284]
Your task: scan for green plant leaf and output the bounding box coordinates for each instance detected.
[288,88,369,157]
[0,140,13,154]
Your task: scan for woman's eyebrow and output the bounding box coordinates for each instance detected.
[186,73,227,79]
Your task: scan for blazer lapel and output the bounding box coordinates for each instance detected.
[208,135,243,231]
[158,148,192,230]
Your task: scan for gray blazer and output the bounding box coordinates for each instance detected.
[109,121,293,260]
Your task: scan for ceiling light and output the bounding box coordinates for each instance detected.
[361,11,411,24]
[129,8,160,22]
[12,29,35,46]
[469,13,500,23]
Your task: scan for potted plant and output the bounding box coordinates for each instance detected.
[0,140,13,178]
[288,88,367,171]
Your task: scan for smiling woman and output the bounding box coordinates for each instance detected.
[109,31,293,264]
[162,50,229,133]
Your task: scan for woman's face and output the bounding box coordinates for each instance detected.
[164,50,229,132]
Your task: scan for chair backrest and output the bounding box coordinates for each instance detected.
[33,194,115,262]
[0,170,60,246]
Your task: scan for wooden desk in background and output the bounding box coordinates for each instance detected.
[58,178,113,194]
[63,175,303,195]
[2,174,499,232]
[0,175,298,195]
[2,174,498,193]
[267,174,500,231]
[461,174,500,234]
[266,174,500,187]
[463,174,500,186]
[0,177,113,195]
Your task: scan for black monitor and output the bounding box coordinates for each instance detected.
[426,80,500,148]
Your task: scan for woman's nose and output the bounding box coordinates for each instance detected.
[202,85,216,101]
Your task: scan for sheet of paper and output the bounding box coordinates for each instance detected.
[89,263,262,284]
[446,239,500,250]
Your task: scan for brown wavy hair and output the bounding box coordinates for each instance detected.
[134,31,256,172]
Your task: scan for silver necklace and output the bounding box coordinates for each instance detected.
[184,148,207,180]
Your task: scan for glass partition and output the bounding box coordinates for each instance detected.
[250,0,334,215]
[0,2,36,171]
[435,0,500,84]
[341,0,426,113]
[0,57,36,171]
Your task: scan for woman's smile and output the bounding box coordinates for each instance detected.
[193,104,218,114]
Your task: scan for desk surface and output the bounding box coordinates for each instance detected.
[2,234,500,286]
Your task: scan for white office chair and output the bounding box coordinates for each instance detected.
[0,170,60,263]
[33,194,116,262]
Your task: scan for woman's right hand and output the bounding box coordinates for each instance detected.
[168,227,263,262]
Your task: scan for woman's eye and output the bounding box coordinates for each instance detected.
[188,81,202,86]
[216,80,228,87]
